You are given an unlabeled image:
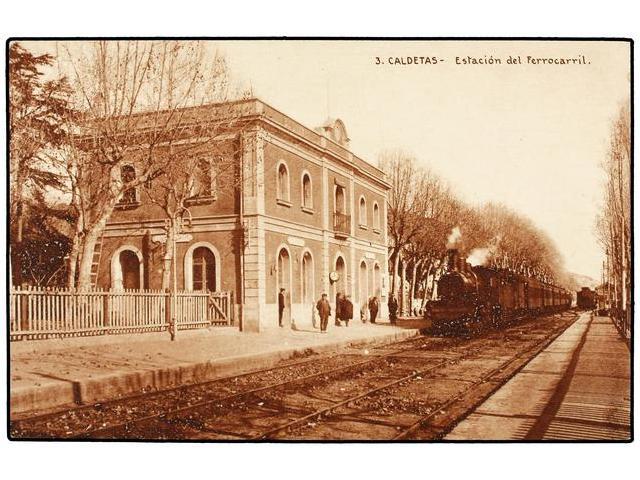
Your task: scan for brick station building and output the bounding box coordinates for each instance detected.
[96,99,390,332]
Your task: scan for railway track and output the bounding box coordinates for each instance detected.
[10,333,448,439]
[11,311,579,440]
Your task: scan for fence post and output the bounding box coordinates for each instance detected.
[229,290,236,326]
[19,285,29,332]
[165,288,175,340]
[103,292,110,331]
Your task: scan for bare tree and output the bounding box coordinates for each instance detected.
[596,103,631,332]
[60,40,241,289]
[378,150,434,310]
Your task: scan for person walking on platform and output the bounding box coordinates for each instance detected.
[335,292,344,327]
[360,301,369,323]
[388,293,398,325]
[317,293,331,333]
[369,296,379,324]
[278,288,286,328]
[343,294,353,327]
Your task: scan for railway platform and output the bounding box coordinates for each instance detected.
[10,316,426,417]
[446,313,631,440]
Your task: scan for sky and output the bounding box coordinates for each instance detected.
[22,40,631,280]
[216,40,630,280]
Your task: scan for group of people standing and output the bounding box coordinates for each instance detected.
[278,288,400,333]
[314,292,399,333]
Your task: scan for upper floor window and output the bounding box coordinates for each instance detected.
[276,161,291,204]
[302,172,313,210]
[359,196,367,227]
[120,165,138,204]
[373,202,381,231]
[189,157,217,200]
[335,184,346,214]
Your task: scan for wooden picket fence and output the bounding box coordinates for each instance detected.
[9,286,234,341]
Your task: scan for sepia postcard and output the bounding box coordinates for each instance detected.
[6,38,632,443]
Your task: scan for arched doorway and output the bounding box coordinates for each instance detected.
[277,247,291,326]
[333,255,346,304]
[111,245,144,290]
[373,263,381,298]
[359,260,368,307]
[120,250,140,289]
[192,246,217,292]
[301,251,314,305]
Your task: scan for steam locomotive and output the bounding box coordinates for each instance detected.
[424,249,572,334]
[576,287,597,310]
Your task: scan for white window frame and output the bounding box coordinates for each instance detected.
[301,170,314,212]
[358,195,367,229]
[276,160,291,206]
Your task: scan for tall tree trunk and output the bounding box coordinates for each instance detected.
[409,259,420,315]
[11,201,24,287]
[391,250,400,297]
[66,234,82,288]
[399,258,407,316]
[420,261,434,310]
[161,221,178,290]
[77,210,113,289]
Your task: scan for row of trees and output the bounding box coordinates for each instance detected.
[9,40,247,290]
[595,104,631,334]
[378,150,568,315]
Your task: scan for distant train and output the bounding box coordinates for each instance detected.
[576,287,597,310]
[424,249,572,334]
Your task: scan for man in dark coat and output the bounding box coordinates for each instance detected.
[388,293,398,325]
[278,288,286,327]
[335,292,343,326]
[368,296,379,324]
[316,293,331,333]
[342,295,354,327]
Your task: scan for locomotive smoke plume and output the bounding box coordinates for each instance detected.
[446,226,462,249]
[468,247,491,266]
[468,243,498,267]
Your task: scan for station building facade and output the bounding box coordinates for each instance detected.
[96,99,390,332]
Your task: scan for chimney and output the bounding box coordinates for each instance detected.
[446,249,459,272]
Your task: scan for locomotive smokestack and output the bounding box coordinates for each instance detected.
[446,248,459,272]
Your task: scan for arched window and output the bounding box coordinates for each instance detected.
[277,162,290,203]
[190,157,217,199]
[359,196,367,227]
[301,251,314,304]
[120,165,138,204]
[373,202,380,231]
[302,172,312,209]
[192,246,217,292]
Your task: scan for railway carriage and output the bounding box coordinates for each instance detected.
[425,248,571,334]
